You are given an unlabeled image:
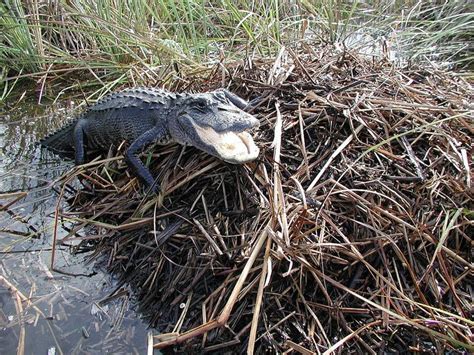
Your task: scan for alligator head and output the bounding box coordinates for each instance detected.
[169,90,260,163]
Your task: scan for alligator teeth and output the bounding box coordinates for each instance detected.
[237,132,254,153]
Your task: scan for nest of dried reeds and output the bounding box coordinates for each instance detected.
[53,46,473,353]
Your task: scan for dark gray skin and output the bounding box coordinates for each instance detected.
[40,88,260,192]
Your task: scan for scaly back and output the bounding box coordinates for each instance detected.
[39,88,176,158]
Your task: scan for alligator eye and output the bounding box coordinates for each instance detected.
[196,100,207,108]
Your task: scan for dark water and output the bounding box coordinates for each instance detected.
[0,101,149,354]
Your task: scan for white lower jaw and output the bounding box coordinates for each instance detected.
[214,131,260,164]
[188,121,259,164]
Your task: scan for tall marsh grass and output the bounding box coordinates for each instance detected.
[1,0,472,101]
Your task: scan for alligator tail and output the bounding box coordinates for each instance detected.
[39,120,76,159]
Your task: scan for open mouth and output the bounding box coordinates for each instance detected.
[191,124,259,164]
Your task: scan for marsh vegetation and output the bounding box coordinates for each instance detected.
[1,1,473,354]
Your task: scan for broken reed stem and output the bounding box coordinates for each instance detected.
[306,124,363,192]
[0,275,64,354]
[194,218,223,256]
[247,235,272,354]
[153,226,268,349]
[14,291,25,355]
[0,276,46,318]
[322,320,382,355]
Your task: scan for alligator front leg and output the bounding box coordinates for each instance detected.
[124,126,167,193]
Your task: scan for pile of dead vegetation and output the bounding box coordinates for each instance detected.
[53,46,473,353]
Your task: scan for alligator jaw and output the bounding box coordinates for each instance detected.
[191,122,259,164]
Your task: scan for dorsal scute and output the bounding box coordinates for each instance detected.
[85,87,175,113]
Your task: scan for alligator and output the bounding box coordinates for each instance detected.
[39,87,260,192]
